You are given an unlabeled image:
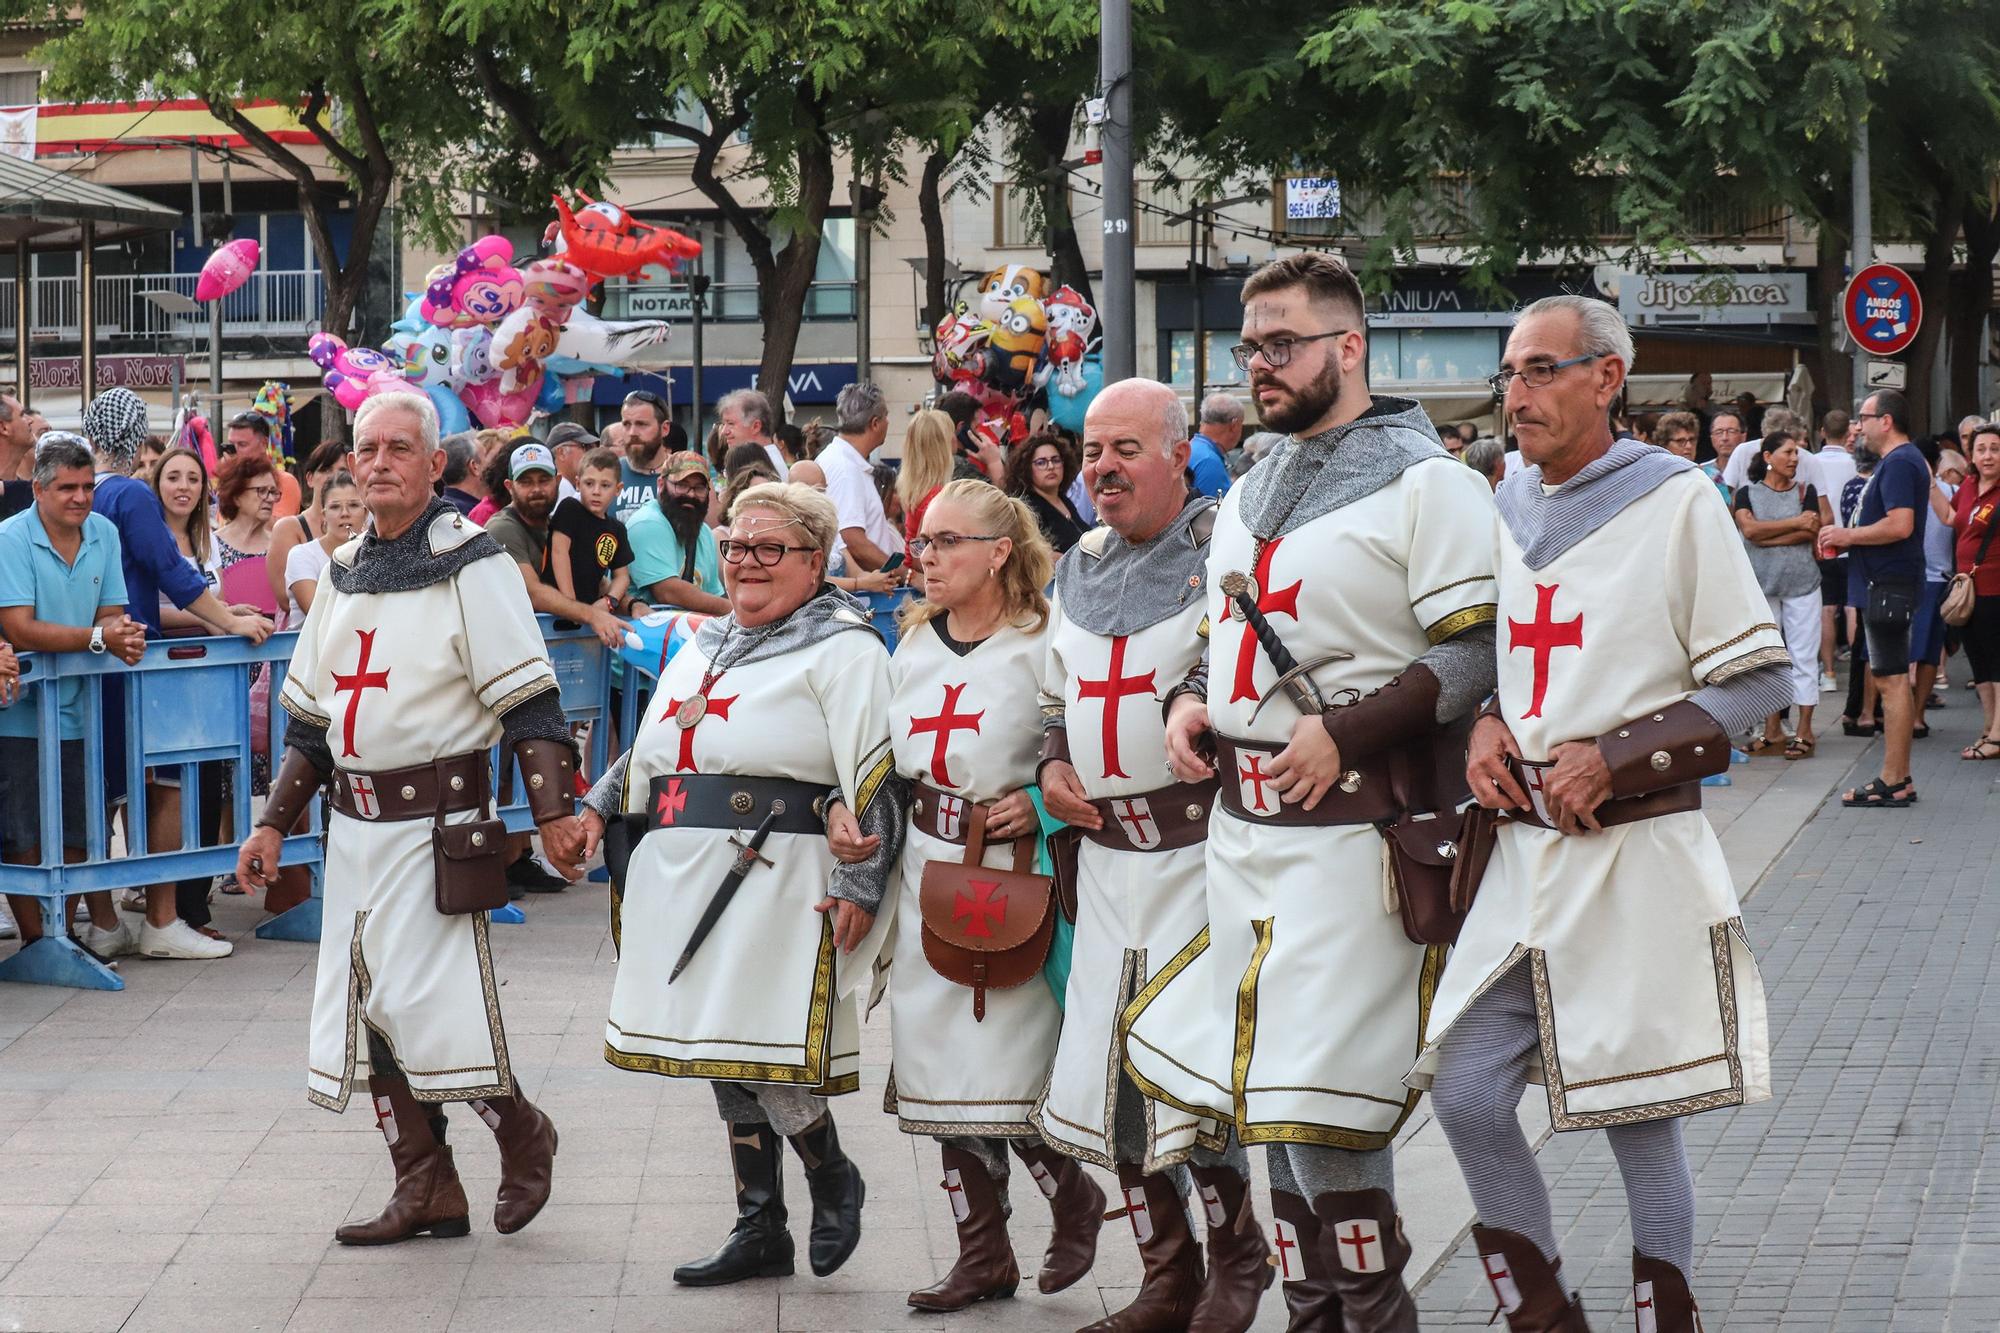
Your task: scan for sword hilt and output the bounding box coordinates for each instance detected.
[1229,590,1326,715]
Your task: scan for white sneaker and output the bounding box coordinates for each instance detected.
[0,899,16,940]
[1819,671,1838,693]
[121,890,148,914]
[79,919,140,958]
[139,919,233,960]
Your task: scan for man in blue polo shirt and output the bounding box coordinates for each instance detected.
[0,436,147,956]
[1188,392,1242,498]
[1823,388,1927,809]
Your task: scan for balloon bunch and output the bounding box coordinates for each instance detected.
[931,264,1105,437]
[306,197,699,432]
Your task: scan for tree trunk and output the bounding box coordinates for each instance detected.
[755,103,837,421]
[1905,181,1959,437]
[1948,197,2000,421]
[1813,220,1851,419]
[1025,101,1093,306]
[918,149,951,331]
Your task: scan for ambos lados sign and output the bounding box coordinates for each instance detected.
[1616,272,1809,325]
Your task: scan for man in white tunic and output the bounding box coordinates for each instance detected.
[239,392,583,1245]
[1410,296,1785,1332]
[1134,254,1501,1331]
[1035,378,1269,1331]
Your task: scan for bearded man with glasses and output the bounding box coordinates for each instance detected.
[1123,252,1501,1330]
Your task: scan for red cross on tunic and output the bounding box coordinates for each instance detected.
[1238,753,1275,812]
[1220,537,1302,703]
[1272,1223,1300,1279]
[1114,799,1155,844]
[1507,583,1583,720]
[908,683,984,787]
[954,879,1007,937]
[658,694,738,772]
[330,628,392,759]
[1075,635,1156,779]
[1339,1223,1379,1272]
[655,778,688,826]
[349,774,378,820]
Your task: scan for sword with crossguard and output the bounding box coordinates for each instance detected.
[669,806,782,983]
[1219,570,1353,723]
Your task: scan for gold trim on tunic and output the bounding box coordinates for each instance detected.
[1426,603,1498,645]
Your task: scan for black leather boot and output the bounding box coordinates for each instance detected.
[787,1113,866,1276]
[672,1123,795,1286]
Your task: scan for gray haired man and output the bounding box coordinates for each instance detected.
[1190,392,1242,498]
[820,382,903,576]
[717,388,788,480]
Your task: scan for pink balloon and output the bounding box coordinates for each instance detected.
[460,371,544,430]
[195,238,260,302]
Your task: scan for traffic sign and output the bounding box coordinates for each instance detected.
[1843,263,1922,357]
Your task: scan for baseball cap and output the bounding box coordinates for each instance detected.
[545,422,598,450]
[664,451,709,482]
[509,443,557,478]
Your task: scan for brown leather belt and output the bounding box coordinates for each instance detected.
[1211,734,1398,827]
[329,752,489,823]
[1084,779,1216,853]
[1501,757,1701,830]
[911,779,1021,848]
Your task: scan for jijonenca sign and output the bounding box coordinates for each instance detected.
[28,354,184,392]
[1618,272,1809,324]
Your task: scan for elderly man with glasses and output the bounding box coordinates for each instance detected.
[1409,296,1789,1331]
[1125,252,1501,1331]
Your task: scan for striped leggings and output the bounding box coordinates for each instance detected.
[1429,959,1696,1275]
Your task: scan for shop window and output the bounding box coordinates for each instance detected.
[1393,328,1499,382]
[1166,330,1248,389]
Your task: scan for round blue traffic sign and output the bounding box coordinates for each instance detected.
[1843,263,1922,357]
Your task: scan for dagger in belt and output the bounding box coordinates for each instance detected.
[669,805,782,983]
[1218,569,1353,723]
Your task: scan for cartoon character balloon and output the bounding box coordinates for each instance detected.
[309,334,408,412]
[492,306,561,395]
[421,236,523,328]
[975,264,1048,323]
[982,296,1048,396]
[552,193,702,280]
[1042,285,1098,396]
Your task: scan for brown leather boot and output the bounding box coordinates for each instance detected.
[1632,1251,1702,1332]
[1470,1225,1590,1332]
[469,1084,559,1234]
[1185,1166,1271,1331]
[1269,1190,1342,1332]
[1078,1163,1204,1332]
[1013,1139,1105,1293]
[1310,1188,1416,1332]
[334,1074,472,1246]
[908,1145,1020,1311]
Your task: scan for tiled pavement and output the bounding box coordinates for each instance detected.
[0,683,1949,1331]
[1417,696,2000,1330]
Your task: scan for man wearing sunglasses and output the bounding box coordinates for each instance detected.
[1128,252,1501,1330]
[1412,296,1788,1331]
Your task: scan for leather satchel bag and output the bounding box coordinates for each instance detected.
[918,802,1057,1021]
[1379,745,1471,946]
[430,760,510,916]
[1942,508,1998,627]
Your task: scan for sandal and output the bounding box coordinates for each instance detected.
[1962,737,2000,761]
[1843,776,1916,808]
[1784,735,1816,760]
[1841,719,1877,738]
[1911,724,1931,739]
[1744,735,1781,755]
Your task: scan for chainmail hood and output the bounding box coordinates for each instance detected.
[328,497,507,594]
[1232,395,1449,540]
[1053,495,1216,637]
[691,583,883,668]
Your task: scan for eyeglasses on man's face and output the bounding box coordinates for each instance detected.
[1486,354,1600,396]
[1229,330,1352,372]
[719,539,815,566]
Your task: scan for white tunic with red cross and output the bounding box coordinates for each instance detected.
[1122,454,1500,1149]
[277,514,557,1110]
[604,613,897,1095]
[883,616,1062,1136]
[1031,579,1230,1171]
[1409,469,1776,1129]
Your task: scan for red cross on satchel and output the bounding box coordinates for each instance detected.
[918,801,1057,1022]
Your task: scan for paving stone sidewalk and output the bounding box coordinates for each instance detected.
[1417,699,2000,1330]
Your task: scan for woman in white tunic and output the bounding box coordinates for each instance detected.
[877,480,1104,1311]
[581,483,905,1288]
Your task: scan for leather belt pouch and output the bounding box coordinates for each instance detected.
[918,802,1055,1022]
[1380,745,1471,946]
[424,757,508,916]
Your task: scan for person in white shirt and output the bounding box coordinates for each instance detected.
[1721,408,1822,493]
[819,381,905,576]
[716,388,790,482]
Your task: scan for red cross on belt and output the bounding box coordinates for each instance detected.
[655,778,688,826]
[1238,753,1275,813]
[953,879,1007,938]
[349,774,378,820]
[1221,537,1302,703]
[330,628,392,759]
[1076,635,1156,779]
[1507,582,1583,720]
[1114,799,1155,843]
[659,693,737,771]
[908,682,984,787]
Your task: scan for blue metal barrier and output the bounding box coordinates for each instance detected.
[0,616,611,987]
